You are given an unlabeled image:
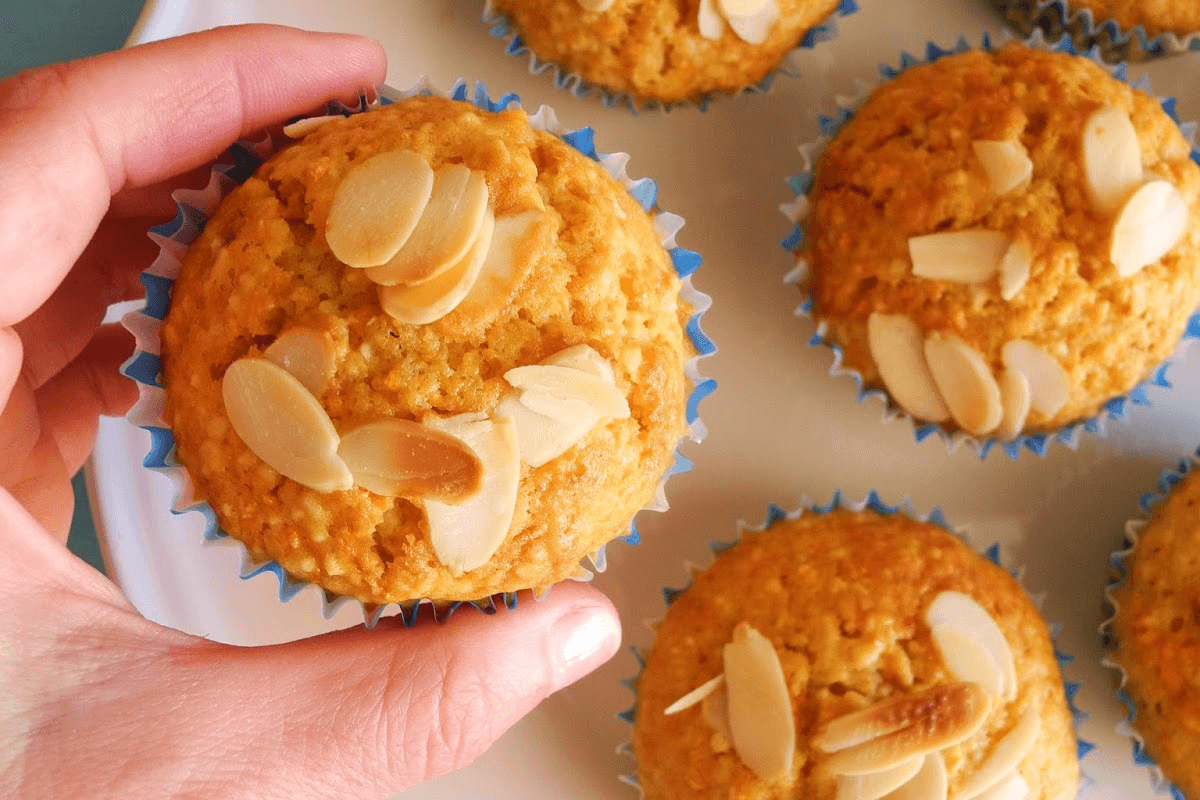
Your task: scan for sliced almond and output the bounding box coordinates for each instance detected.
[723,622,795,782]
[995,367,1031,441]
[337,418,482,501]
[925,591,1016,701]
[998,239,1032,301]
[366,165,490,286]
[924,334,1003,437]
[283,115,340,138]
[881,753,947,800]
[702,685,733,742]
[541,344,616,383]
[867,313,951,423]
[221,358,352,492]
[698,0,725,39]
[1109,179,1189,278]
[326,150,434,268]
[1083,106,1144,217]
[972,140,1033,196]
[664,674,725,716]
[837,756,925,800]
[930,624,1004,698]
[908,231,1010,284]
[718,0,771,14]
[973,772,1030,800]
[378,209,495,325]
[957,710,1041,800]
[422,413,520,575]
[1000,340,1070,418]
[494,393,600,468]
[504,364,630,420]
[264,328,336,397]
[722,2,780,45]
[821,683,991,776]
[453,210,552,325]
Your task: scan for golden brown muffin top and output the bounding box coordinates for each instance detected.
[161,97,690,604]
[633,510,1078,800]
[1070,0,1200,37]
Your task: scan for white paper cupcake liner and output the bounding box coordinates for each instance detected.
[616,490,1094,795]
[1100,450,1198,800]
[481,0,859,112]
[120,79,716,627]
[992,0,1200,62]
[778,30,1200,460]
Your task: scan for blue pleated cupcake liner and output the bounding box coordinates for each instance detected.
[1099,448,1200,800]
[615,490,1094,795]
[481,0,858,112]
[120,78,716,627]
[992,0,1200,62]
[779,29,1200,461]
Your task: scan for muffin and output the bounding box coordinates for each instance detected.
[991,0,1200,59]
[1108,460,1200,799]
[157,93,700,606]
[631,507,1079,800]
[485,0,849,106]
[791,43,1200,445]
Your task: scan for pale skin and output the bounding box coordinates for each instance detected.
[0,25,621,799]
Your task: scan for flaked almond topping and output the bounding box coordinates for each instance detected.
[719,0,780,44]
[995,368,1031,442]
[1110,179,1189,278]
[724,622,796,782]
[505,364,630,420]
[326,150,434,268]
[884,753,948,800]
[542,343,617,383]
[378,209,496,325]
[908,231,1010,284]
[836,755,924,800]
[283,115,340,138]
[998,239,1032,301]
[925,591,1016,701]
[222,358,352,492]
[924,334,1003,437]
[664,674,726,716]
[1000,340,1069,419]
[367,164,491,286]
[972,140,1032,196]
[1083,106,1144,217]
[867,313,951,423]
[719,0,771,13]
[971,772,1030,800]
[702,685,733,742]
[264,328,336,397]
[422,413,520,575]
[454,210,552,325]
[957,710,1040,800]
[820,683,991,776]
[930,624,1004,698]
[337,418,483,501]
[698,0,725,39]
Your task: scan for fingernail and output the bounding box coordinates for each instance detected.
[551,606,621,676]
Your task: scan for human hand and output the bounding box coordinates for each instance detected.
[0,25,621,800]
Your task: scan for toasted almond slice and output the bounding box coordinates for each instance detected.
[722,2,780,44]
[283,114,340,138]
[867,313,951,423]
[1083,106,1144,217]
[264,328,336,397]
[422,413,520,575]
[837,756,925,800]
[972,140,1033,196]
[221,358,352,492]
[702,685,733,742]
[881,753,947,800]
[542,344,617,383]
[930,624,1004,697]
[453,210,552,325]
[367,165,490,286]
[494,393,600,468]
[337,418,482,501]
[326,150,434,268]
[957,710,1041,800]
[718,0,771,14]
[1109,179,1189,278]
[698,0,725,38]
[578,0,615,9]
[995,368,1031,441]
[822,683,991,776]
[505,365,630,419]
[973,772,1030,800]
[998,239,1032,301]
[665,674,726,716]
[908,231,1010,284]
[724,623,795,782]
[378,210,495,325]
[517,387,601,425]
[924,334,1003,436]
[925,591,1016,701]
[1000,340,1070,418]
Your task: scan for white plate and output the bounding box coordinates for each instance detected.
[89,1,1200,798]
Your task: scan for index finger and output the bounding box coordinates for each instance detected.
[0,24,387,328]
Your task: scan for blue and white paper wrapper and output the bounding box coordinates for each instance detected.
[482,0,859,112]
[616,491,1094,795]
[1100,450,1199,800]
[779,30,1200,460]
[120,79,716,627]
[992,0,1200,62]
